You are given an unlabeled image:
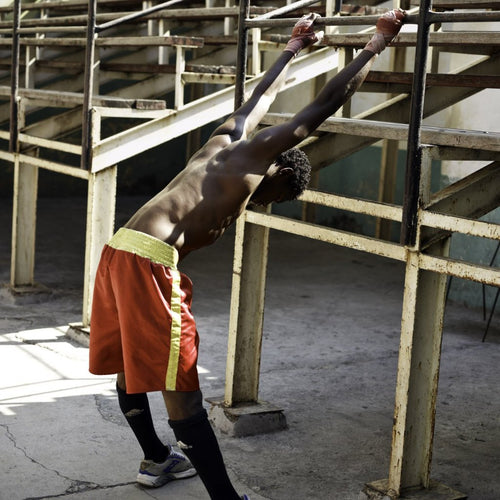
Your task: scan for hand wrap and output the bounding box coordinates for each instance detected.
[364,8,405,55]
[284,13,323,56]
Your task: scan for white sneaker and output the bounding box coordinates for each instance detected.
[136,448,197,488]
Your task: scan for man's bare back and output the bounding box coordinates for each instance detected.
[124,133,274,260]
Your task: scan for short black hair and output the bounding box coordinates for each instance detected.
[276,148,311,200]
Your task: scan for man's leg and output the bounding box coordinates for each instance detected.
[116,372,196,488]
[116,372,168,462]
[164,390,241,500]
[116,373,196,488]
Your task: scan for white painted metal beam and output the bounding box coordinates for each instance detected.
[91,46,339,172]
[244,210,407,263]
[264,113,500,152]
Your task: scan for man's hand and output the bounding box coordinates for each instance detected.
[365,8,405,55]
[285,13,324,56]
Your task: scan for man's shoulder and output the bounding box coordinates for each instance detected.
[187,134,234,166]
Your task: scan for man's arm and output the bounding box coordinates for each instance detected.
[209,13,323,142]
[242,9,405,161]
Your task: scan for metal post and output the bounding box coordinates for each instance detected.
[9,0,21,153]
[236,0,321,108]
[80,0,97,170]
[234,0,250,109]
[400,0,432,247]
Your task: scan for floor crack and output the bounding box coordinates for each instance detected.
[2,423,134,498]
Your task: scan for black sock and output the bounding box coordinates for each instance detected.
[116,383,168,463]
[169,409,240,500]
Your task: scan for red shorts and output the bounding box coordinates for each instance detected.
[89,228,200,394]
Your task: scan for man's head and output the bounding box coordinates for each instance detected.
[276,147,311,200]
[250,148,311,206]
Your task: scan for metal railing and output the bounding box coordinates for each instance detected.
[81,0,184,170]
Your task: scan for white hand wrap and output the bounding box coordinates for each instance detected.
[364,33,386,55]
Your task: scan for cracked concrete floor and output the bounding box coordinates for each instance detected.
[1,196,499,500]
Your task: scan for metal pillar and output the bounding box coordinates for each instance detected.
[9,0,21,154]
[234,0,250,109]
[365,149,467,499]
[225,212,270,405]
[82,166,117,327]
[8,0,39,291]
[208,206,288,436]
[9,0,40,291]
[400,0,432,247]
[80,0,97,171]
[10,157,38,288]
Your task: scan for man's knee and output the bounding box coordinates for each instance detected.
[116,372,126,391]
[162,389,203,420]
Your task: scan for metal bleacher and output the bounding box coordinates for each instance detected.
[2,1,499,498]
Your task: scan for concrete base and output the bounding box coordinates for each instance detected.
[206,396,288,437]
[67,322,90,347]
[362,479,467,500]
[1,282,51,303]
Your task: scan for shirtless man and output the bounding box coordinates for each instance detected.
[89,9,405,499]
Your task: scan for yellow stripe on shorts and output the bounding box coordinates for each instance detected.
[165,268,182,391]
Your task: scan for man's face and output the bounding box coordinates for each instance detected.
[249,166,294,207]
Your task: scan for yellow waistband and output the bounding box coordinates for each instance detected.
[108,228,178,268]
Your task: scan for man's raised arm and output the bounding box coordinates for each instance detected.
[240,8,406,160]
[210,13,323,142]
[285,9,406,142]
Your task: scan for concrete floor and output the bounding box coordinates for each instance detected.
[1,196,499,500]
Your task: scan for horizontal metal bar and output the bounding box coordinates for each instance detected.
[246,11,500,28]
[182,72,236,84]
[0,149,14,162]
[245,209,500,287]
[263,113,500,152]
[428,10,500,24]
[0,86,166,110]
[299,189,403,222]
[14,153,89,179]
[275,31,500,49]
[0,0,147,13]
[96,0,183,33]
[18,133,82,155]
[16,26,86,34]
[2,31,498,50]
[0,36,203,48]
[420,211,500,240]
[366,71,500,89]
[97,35,204,47]
[251,0,321,21]
[419,254,500,286]
[296,190,499,241]
[244,210,407,262]
[93,106,172,119]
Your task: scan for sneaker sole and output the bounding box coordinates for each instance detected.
[137,468,197,488]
